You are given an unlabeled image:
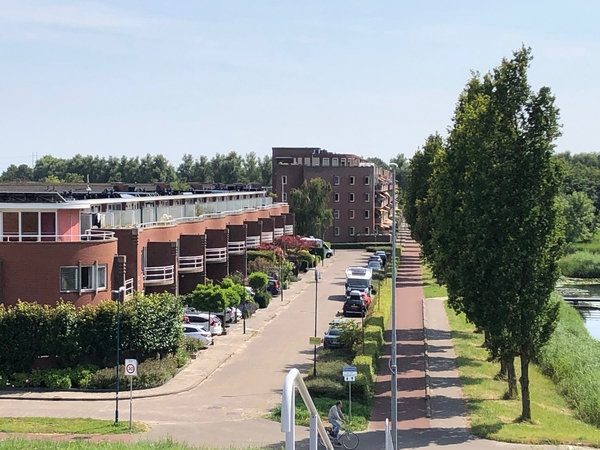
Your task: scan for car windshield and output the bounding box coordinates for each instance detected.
[349,279,369,288]
[327,328,340,336]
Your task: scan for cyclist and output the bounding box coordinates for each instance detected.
[327,400,347,443]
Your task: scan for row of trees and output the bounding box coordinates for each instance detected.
[404,47,562,421]
[0,152,272,186]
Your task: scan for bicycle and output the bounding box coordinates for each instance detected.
[318,423,359,449]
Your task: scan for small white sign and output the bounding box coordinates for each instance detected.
[344,375,356,382]
[125,359,138,377]
[342,365,357,380]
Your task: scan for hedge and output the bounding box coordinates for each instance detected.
[247,250,277,262]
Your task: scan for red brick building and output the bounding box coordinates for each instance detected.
[271,147,393,243]
[0,183,293,307]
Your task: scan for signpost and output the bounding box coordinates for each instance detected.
[342,365,357,420]
[124,358,138,431]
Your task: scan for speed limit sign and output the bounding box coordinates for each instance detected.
[124,359,138,377]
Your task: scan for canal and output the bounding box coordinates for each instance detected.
[555,281,600,340]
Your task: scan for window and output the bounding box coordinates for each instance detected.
[364,193,370,202]
[349,227,355,236]
[334,193,340,202]
[312,157,320,166]
[364,210,370,219]
[334,227,340,236]
[282,192,287,202]
[349,193,355,202]
[304,157,311,166]
[2,211,56,242]
[333,209,340,219]
[2,212,19,241]
[364,176,370,185]
[341,158,347,167]
[334,175,340,185]
[322,158,330,167]
[349,210,355,219]
[364,227,370,235]
[332,158,339,167]
[282,176,287,185]
[349,176,355,185]
[60,264,108,292]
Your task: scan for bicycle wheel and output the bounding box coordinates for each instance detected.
[340,431,359,450]
[317,434,327,448]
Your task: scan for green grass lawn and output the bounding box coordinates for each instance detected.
[445,302,600,447]
[0,439,253,450]
[0,417,147,434]
[421,264,447,298]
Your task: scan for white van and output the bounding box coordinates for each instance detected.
[345,266,373,299]
[301,237,334,258]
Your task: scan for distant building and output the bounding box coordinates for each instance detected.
[0,182,294,307]
[271,147,393,243]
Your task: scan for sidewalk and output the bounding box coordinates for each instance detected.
[0,256,337,402]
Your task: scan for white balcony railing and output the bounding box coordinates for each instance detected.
[261,231,273,244]
[274,228,284,238]
[284,225,294,235]
[228,241,246,255]
[178,255,204,273]
[246,235,261,249]
[1,230,116,243]
[206,247,227,263]
[143,265,175,285]
[124,278,135,298]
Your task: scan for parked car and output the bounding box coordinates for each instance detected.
[368,254,383,265]
[323,318,350,349]
[343,290,367,317]
[374,250,387,266]
[244,286,256,298]
[184,312,224,335]
[367,260,382,271]
[267,278,281,296]
[182,324,213,346]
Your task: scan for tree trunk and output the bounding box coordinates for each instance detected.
[506,357,518,399]
[519,346,531,421]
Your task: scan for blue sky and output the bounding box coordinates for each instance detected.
[0,1,597,172]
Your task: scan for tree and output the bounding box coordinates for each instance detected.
[259,155,272,186]
[366,157,389,171]
[558,191,597,243]
[429,47,563,420]
[0,164,33,182]
[288,178,333,238]
[248,272,268,292]
[243,152,261,183]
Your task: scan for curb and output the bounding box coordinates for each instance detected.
[422,297,432,419]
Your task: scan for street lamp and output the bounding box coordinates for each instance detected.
[114,286,125,424]
[312,268,319,377]
[389,163,398,450]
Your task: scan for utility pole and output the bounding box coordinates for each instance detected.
[389,163,398,450]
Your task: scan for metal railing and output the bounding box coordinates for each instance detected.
[228,241,246,255]
[274,228,284,238]
[246,235,261,249]
[284,225,294,235]
[178,255,204,272]
[143,265,175,285]
[124,278,135,298]
[205,247,227,263]
[282,368,333,450]
[385,418,394,450]
[261,231,273,243]
[1,229,116,243]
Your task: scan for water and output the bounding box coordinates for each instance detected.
[555,282,600,340]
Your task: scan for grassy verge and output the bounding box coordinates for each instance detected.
[0,417,147,434]
[0,438,260,449]
[421,264,447,299]
[445,301,600,447]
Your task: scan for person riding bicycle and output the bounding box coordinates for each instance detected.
[327,400,347,442]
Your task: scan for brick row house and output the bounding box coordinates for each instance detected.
[0,182,294,307]
[271,147,393,243]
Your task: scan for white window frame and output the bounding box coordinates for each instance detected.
[282,192,287,202]
[334,193,340,202]
[282,176,287,185]
[364,176,370,185]
[349,227,355,236]
[334,175,340,185]
[349,193,355,202]
[341,158,347,167]
[364,210,370,219]
[312,157,320,166]
[349,176,355,185]
[334,227,340,236]
[333,209,340,219]
[322,158,330,167]
[349,210,355,219]
[365,193,370,202]
[60,264,108,293]
[332,158,339,167]
[304,157,311,166]
[364,227,370,235]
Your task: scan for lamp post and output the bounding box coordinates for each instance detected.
[114,285,125,424]
[389,163,398,450]
[313,268,319,377]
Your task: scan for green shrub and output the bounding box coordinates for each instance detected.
[247,250,277,262]
[558,251,600,278]
[88,356,179,390]
[248,272,268,291]
[183,336,204,355]
[254,291,271,308]
[304,377,346,399]
[364,325,384,348]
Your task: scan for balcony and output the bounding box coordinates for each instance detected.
[124,278,135,298]
[246,235,261,249]
[284,225,294,235]
[274,227,284,238]
[206,247,227,263]
[143,265,175,286]
[228,241,246,256]
[178,255,204,273]
[261,231,273,244]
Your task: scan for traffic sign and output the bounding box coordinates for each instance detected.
[309,337,321,345]
[344,375,356,382]
[124,359,138,377]
[342,365,357,378]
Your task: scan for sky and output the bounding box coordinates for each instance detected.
[0,0,598,173]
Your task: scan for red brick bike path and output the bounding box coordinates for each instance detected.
[368,232,429,432]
